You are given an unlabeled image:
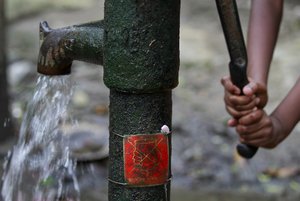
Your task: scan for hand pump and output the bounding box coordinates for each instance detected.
[37,0,180,200]
[104,1,180,200]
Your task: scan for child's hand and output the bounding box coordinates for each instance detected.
[235,109,281,149]
[221,76,268,126]
[242,79,268,109]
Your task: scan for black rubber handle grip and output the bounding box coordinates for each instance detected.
[236,144,258,159]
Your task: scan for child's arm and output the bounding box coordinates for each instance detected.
[247,0,284,85]
[221,0,284,126]
[271,77,300,141]
[236,77,300,148]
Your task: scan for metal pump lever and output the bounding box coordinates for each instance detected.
[215,0,258,159]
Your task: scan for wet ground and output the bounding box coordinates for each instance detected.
[1,0,300,200]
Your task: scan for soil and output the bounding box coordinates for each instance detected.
[1,0,300,200]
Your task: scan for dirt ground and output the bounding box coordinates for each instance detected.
[1,0,300,200]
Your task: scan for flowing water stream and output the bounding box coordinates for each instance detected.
[1,75,80,201]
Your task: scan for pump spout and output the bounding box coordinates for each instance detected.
[37,20,104,75]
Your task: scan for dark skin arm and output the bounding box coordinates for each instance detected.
[221,0,284,126]
[247,0,283,84]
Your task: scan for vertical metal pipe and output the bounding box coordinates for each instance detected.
[0,0,14,142]
[104,0,180,200]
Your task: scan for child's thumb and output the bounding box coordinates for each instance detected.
[243,82,257,96]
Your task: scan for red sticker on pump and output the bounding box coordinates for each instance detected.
[124,133,169,186]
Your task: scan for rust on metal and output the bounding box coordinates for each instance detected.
[37,20,104,75]
[37,21,72,75]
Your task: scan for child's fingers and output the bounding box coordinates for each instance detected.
[224,93,256,113]
[235,98,258,111]
[239,136,265,147]
[239,130,275,149]
[221,76,240,95]
[227,118,238,127]
[228,95,254,106]
[243,79,268,109]
[226,105,253,119]
[243,82,257,97]
[238,109,264,126]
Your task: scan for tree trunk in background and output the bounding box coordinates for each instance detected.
[0,0,14,142]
